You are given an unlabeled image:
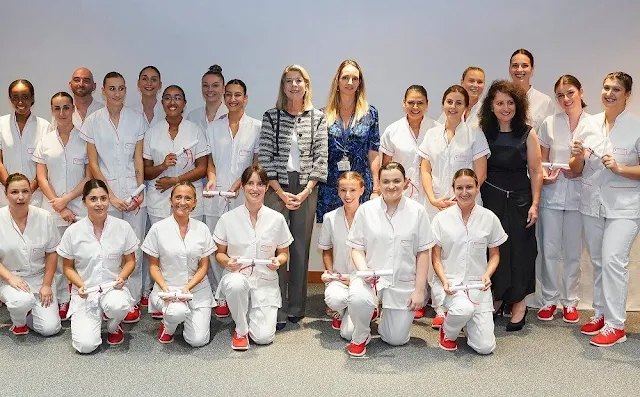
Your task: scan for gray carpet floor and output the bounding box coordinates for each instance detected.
[1,284,638,397]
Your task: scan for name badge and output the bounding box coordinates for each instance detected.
[239,149,251,157]
[401,239,413,248]
[73,158,85,165]
[337,157,351,172]
[31,247,45,257]
[473,242,487,250]
[261,244,274,253]
[125,143,135,151]
[613,147,628,156]
[454,154,467,162]
[107,253,120,260]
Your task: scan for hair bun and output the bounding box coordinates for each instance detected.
[209,64,222,73]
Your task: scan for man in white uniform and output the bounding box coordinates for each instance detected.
[69,67,104,129]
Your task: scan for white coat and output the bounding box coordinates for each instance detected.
[32,127,88,226]
[186,104,229,133]
[205,114,261,217]
[56,215,139,317]
[0,206,60,291]
[212,204,293,308]
[0,113,50,207]
[417,122,490,216]
[143,119,209,218]
[80,107,147,207]
[318,207,355,275]
[379,116,440,205]
[71,98,104,129]
[141,215,216,308]
[134,100,165,128]
[347,196,434,309]
[527,87,557,132]
[431,204,508,312]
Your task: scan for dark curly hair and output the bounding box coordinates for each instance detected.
[478,80,529,142]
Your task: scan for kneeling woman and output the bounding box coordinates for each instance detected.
[213,164,293,350]
[58,179,138,353]
[0,173,61,336]
[318,171,365,340]
[347,162,434,357]
[431,169,507,354]
[141,182,215,347]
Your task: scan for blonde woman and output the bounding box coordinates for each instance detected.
[258,64,328,328]
[317,60,380,223]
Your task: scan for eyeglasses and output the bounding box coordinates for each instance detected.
[162,94,184,102]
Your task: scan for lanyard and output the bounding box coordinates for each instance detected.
[335,113,354,157]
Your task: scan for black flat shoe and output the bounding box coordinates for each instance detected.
[506,308,528,332]
[288,316,303,324]
[276,322,286,331]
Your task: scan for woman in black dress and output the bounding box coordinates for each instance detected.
[478,80,543,331]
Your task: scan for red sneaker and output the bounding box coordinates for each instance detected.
[157,323,174,344]
[347,336,370,357]
[123,305,141,324]
[371,307,379,321]
[10,324,29,335]
[580,316,604,335]
[439,327,457,351]
[140,296,149,307]
[107,324,124,345]
[563,306,579,323]
[331,315,342,330]
[414,307,425,319]
[232,331,249,351]
[151,312,163,319]
[58,301,70,320]
[590,325,626,347]
[431,312,446,329]
[537,304,557,321]
[214,300,230,318]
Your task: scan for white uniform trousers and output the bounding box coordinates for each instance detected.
[347,277,414,346]
[55,225,71,305]
[218,272,278,345]
[582,214,640,329]
[538,208,583,307]
[442,291,495,355]
[324,281,355,340]
[70,288,132,354]
[205,215,225,294]
[111,208,147,303]
[151,293,211,347]
[0,285,61,336]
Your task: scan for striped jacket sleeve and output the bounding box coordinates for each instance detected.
[310,111,328,183]
[258,110,278,180]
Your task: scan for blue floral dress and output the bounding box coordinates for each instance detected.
[316,105,379,222]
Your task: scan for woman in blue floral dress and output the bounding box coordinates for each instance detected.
[317,60,380,222]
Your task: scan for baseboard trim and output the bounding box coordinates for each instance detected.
[308,271,323,284]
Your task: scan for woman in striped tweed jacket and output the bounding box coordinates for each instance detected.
[258,64,328,329]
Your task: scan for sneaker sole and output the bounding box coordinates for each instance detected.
[232,344,250,351]
[590,335,627,347]
[332,324,341,330]
[431,324,442,330]
[11,330,29,335]
[563,317,580,324]
[537,315,554,321]
[158,338,174,344]
[151,313,163,319]
[215,313,230,318]
[581,329,603,336]
[123,317,140,324]
[107,337,124,345]
[439,343,457,351]
[347,348,366,357]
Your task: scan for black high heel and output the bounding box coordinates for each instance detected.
[506,307,528,332]
[493,302,505,320]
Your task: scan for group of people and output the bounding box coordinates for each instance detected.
[0,48,638,356]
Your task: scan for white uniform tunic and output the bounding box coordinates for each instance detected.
[0,113,50,207]
[205,113,261,218]
[417,122,490,217]
[80,107,147,206]
[527,87,557,132]
[431,204,507,354]
[346,196,434,345]
[57,215,138,353]
[0,206,61,335]
[134,100,165,128]
[379,116,440,205]
[71,98,104,129]
[186,104,229,133]
[438,100,483,130]
[213,204,293,344]
[537,112,588,308]
[141,216,215,347]
[318,207,356,340]
[575,111,640,329]
[143,119,209,219]
[32,127,88,226]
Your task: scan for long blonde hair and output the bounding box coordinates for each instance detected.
[325,60,369,127]
[275,64,314,111]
